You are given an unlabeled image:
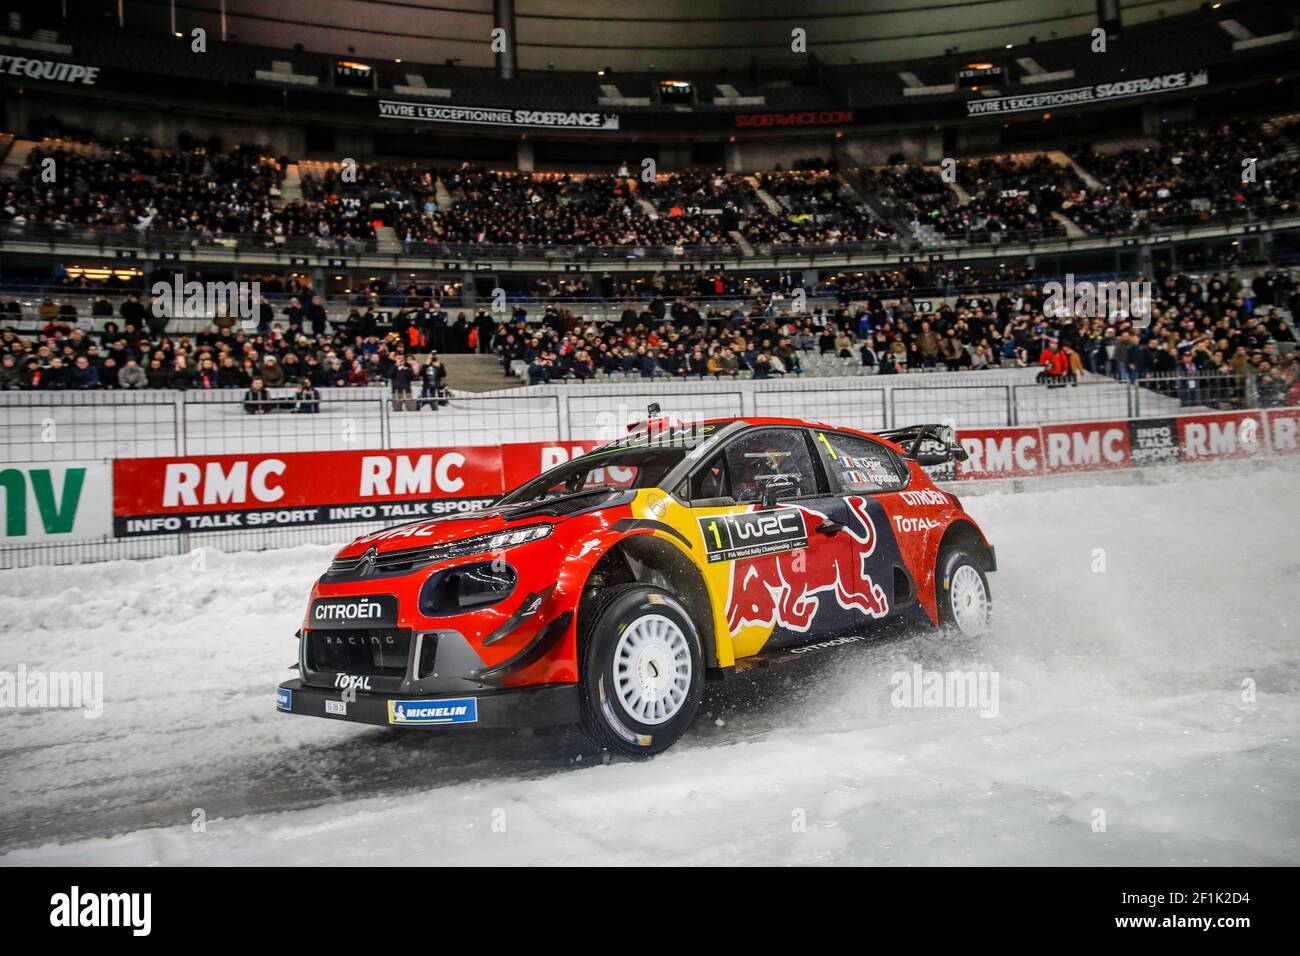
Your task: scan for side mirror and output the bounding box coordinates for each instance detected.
[760,474,798,509]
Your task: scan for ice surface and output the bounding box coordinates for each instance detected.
[1,463,1297,865]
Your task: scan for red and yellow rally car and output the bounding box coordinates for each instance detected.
[277,413,995,755]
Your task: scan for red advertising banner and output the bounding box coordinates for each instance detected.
[1040,420,1131,474]
[107,408,1300,538]
[113,447,503,536]
[1175,410,1267,462]
[112,441,610,537]
[1266,407,1300,455]
[955,426,1043,479]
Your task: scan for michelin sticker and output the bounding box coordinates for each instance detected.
[388,698,479,725]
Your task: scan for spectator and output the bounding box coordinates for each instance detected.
[70,355,100,389]
[0,354,20,389]
[293,378,321,413]
[259,355,286,387]
[308,296,328,337]
[419,353,447,409]
[244,376,273,414]
[146,294,169,340]
[118,358,147,389]
[390,356,417,410]
[1037,340,1070,386]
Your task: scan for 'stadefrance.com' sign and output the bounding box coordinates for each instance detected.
[378,100,619,130]
[966,69,1208,116]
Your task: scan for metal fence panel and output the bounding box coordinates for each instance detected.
[754,385,888,431]
[565,389,745,441]
[892,384,1012,428]
[387,393,561,448]
[180,390,388,455]
[0,391,178,462]
[1011,380,1136,424]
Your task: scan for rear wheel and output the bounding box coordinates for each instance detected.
[936,546,991,637]
[579,584,704,757]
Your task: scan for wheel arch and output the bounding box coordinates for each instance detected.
[575,532,719,673]
[938,518,995,571]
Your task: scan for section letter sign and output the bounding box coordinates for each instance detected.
[0,460,112,543]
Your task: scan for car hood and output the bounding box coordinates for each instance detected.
[333,490,634,558]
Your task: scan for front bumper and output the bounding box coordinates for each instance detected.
[275,678,580,729]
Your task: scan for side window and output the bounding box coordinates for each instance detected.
[688,451,731,502]
[723,429,819,502]
[814,431,907,493]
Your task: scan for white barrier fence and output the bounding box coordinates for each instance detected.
[1,401,1296,569]
[1,369,1200,463]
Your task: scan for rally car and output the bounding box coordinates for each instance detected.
[277,411,995,755]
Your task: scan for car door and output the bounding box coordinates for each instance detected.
[808,428,920,625]
[683,426,858,655]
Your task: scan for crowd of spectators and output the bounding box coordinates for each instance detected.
[489,269,1300,412]
[1,268,1296,413]
[957,156,1082,241]
[399,168,741,248]
[1,137,283,239]
[0,286,453,406]
[6,117,1300,253]
[0,139,887,252]
[1068,120,1300,235]
[864,156,1081,243]
[750,165,891,245]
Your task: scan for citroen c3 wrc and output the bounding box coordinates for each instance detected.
[278,411,995,755]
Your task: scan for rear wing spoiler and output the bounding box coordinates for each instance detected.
[877,424,969,466]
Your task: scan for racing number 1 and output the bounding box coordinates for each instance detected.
[707,520,722,549]
[817,432,838,460]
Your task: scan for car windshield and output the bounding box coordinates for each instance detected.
[499,446,689,505]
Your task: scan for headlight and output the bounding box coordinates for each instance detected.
[411,523,553,564]
[483,524,553,552]
[325,523,553,583]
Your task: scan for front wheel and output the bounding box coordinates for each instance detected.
[579,584,704,757]
[936,546,991,637]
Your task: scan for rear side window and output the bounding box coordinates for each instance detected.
[813,430,907,493]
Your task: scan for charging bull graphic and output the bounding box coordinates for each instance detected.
[722,497,889,635]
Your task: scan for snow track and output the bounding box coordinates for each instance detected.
[1,464,1297,865]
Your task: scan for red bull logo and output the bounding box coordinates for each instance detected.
[723,498,888,635]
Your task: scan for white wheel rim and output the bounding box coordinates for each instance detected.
[949,564,989,636]
[613,613,692,725]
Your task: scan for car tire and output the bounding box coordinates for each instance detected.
[936,545,991,637]
[578,583,704,757]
